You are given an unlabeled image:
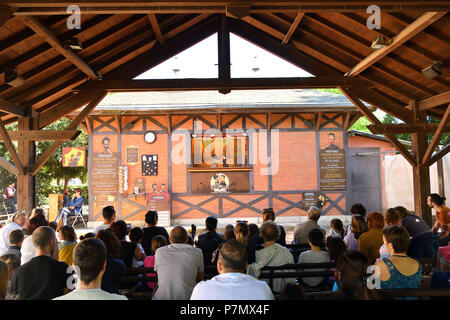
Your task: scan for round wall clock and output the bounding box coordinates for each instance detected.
[144,131,157,144]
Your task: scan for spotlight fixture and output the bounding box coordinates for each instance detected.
[421,60,444,79]
[5,70,26,87]
[370,35,392,50]
[64,37,83,51]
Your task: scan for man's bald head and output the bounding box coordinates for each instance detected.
[32,226,56,252]
[170,226,188,244]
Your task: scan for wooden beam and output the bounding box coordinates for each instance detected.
[343,112,351,130]
[32,91,106,176]
[77,77,371,92]
[21,15,99,79]
[422,104,450,165]
[0,130,81,142]
[348,87,413,123]
[316,112,322,130]
[0,118,24,174]
[282,12,304,44]
[340,87,416,166]
[0,156,18,175]
[367,123,450,134]
[115,115,121,135]
[410,102,432,225]
[225,4,251,19]
[147,14,164,44]
[346,11,446,77]
[0,97,27,117]
[85,117,92,135]
[429,143,450,166]
[418,90,450,111]
[0,6,15,28]
[39,91,105,129]
[8,2,450,14]
[218,14,230,94]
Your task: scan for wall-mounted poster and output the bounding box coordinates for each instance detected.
[125,145,139,165]
[319,132,347,191]
[91,136,119,197]
[142,154,158,176]
[62,147,86,167]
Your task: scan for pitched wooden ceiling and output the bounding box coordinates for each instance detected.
[0,1,449,126]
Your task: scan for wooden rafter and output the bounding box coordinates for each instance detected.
[39,90,105,129]
[7,2,450,14]
[147,14,164,44]
[0,156,18,175]
[422,104,450,165]
[429,143,450,166]
[77,77,371,92]
[0,130,81,142]
[32,90,106,176]
[0,6,15,28]
[282,12,304,44]
[418,90,450,111]
[346,11,447,77]
[340,87,416,166]
[368,123,450,134]
[0,118,25,174]
[21,15,99,80]
[0,97,26,117]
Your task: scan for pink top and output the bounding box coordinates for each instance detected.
[439,246,450,263]
[143,255,157,289]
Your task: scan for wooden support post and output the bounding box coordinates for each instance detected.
[218,14,231,95]
[411,101,432,226]
[16,108,37,212]
[437,156,445,196]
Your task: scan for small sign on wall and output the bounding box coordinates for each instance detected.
[125,145,139,165]
[142,154,158,176]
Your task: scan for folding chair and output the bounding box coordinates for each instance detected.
[72,207,87,228]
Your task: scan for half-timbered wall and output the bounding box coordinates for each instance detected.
[88,111,352,224]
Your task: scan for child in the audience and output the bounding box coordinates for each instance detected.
[328,219,345,239]
[129,227,146,268]
[143,235,168,290]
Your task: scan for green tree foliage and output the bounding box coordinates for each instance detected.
[349,116,371,133]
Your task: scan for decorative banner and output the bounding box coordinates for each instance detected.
[125,145,139,165]
[62,147,86,167]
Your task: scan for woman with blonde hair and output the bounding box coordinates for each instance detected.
[234,221,248,247]
[235,221,260,263]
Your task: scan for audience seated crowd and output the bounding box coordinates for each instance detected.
[0,195,448,301]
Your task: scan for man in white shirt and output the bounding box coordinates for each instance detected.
[191,240,274,300]
[54,238,127,300]
[92,206,116,235]
[153,226,204,300]
[0,211,26,255]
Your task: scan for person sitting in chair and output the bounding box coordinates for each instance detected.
[55,188,84,226]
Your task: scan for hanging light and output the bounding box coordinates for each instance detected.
[5,70,26,87]
[421,61,444,79]
[370,35,392,50]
